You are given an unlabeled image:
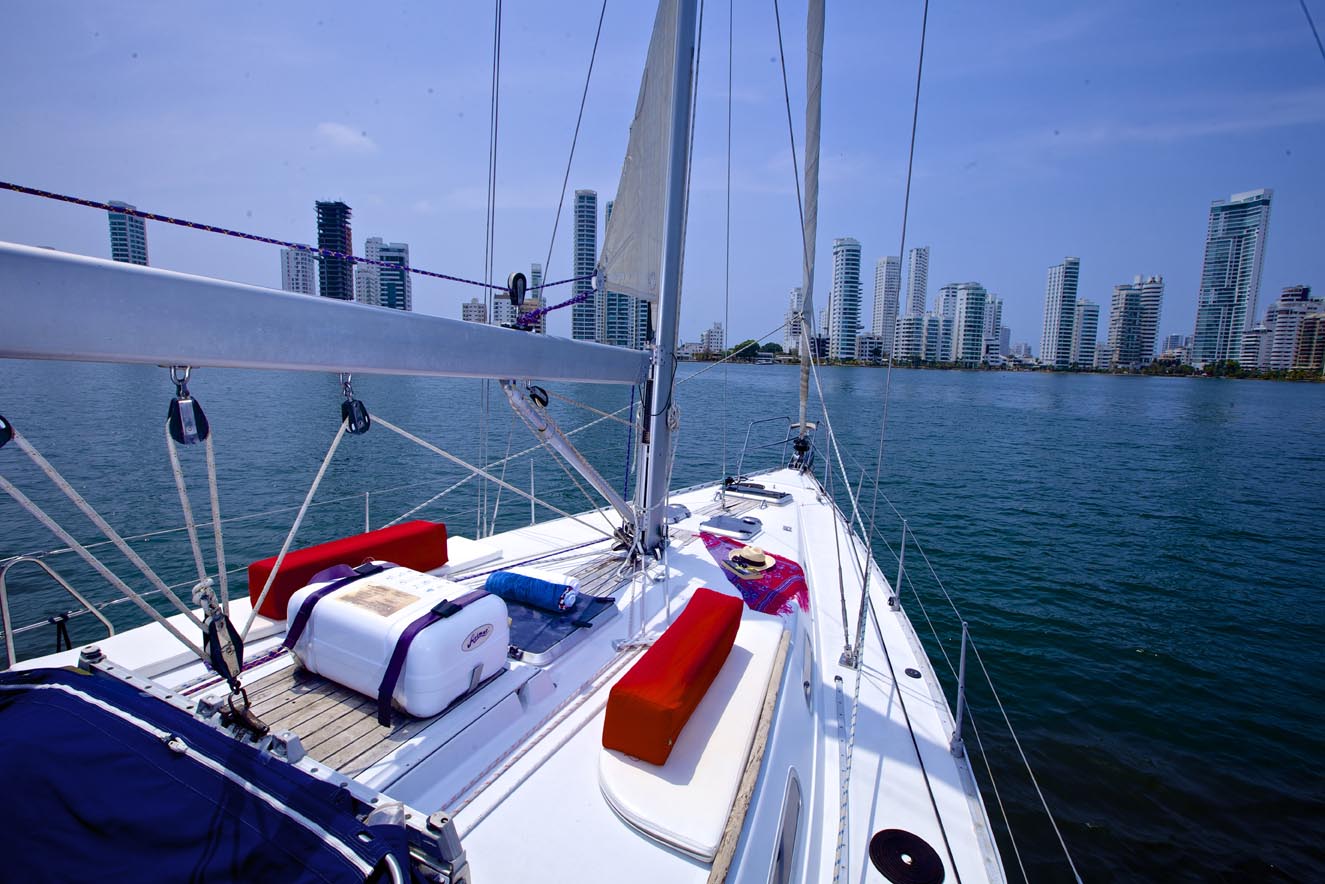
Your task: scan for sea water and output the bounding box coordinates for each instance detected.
[1,359,1321,882]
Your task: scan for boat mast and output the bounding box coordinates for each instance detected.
[797,0,825,440]
[640,0,700,554]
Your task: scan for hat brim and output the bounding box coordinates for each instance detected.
[728,549,775,572]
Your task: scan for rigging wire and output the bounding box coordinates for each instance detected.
[479,0,504,538]
[1301,0,1325,66]
[721,0,734,499]
[864,0,927,556]
[537,0,609,304]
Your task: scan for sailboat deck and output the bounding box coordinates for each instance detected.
[11,469,1003,883]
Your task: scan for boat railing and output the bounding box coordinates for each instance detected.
[0,488,486,667]
[0,555,116,669]
[733,416,796,477]
[828,455,1083,883]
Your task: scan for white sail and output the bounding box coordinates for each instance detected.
[798,0,825,428]
[598,0,678,305]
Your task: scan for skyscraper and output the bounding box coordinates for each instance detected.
[1108,276,1164,368]
[281,248,316,295]
[1264,285,1318,370]
[950,283,989,367]
[828,238,862,361]
[984,295,1004,363]
[315,201,354,301]
[905,246,929,317]
[571,190,598,341]
[1071,299,1100,368]
[355,237,382,306]
[107,202,148,266]
[936,283,959,322]
[1137,275,1164,364]
[784,287,804,353]
[1040,257,1080,370]
[376,242,412,312]
[871,256,901,354]
[1192,189,1272,366]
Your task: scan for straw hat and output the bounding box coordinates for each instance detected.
[728,545,775,573]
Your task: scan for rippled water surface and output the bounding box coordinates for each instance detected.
[2,360,1322,882]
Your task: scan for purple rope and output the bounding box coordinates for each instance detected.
[516,290,591,327]
[0,180,593,293]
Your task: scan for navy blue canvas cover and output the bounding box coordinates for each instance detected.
[0,667,412,883]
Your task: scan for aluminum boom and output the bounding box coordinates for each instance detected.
[0,243,649,386]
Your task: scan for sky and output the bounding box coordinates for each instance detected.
[2,0,1323,351]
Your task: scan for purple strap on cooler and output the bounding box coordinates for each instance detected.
[376,589,489,726]
[282,563,393,651]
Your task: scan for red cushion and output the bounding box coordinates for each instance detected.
[602,587,743,765]
[247,520,448,620]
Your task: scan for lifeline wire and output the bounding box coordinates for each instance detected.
[0,180,591,293]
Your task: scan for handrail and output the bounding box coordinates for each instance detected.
[734,415,794,477]
[1,556,115,669]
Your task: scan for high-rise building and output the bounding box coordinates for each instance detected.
[949,283,989,367]
[1071,299,1100,368]
[924,315,946,363]
[1162,333,1191,354]
[983,295,1004,363]
[936,283,959,322]
[355,237,383,306]
[1238,287,1321,372]
[461,297,487,323]
[999,325,1011,359]
[1192,189,1272,366]
[315,201,354,301]
[699,322,725,354]
[571,190,598,341]
[893,314,925,361]
[871,256,901,353]
[1239,323,1272,371]
[1293,310,1325,372]
[281,248,316,295]
[785,287,805,353]
[1108,276,1163,368]
[905,246,929,317]
[107,202,148,265]
[1138,275,1164,364]
[828,238,862,361]
[1040,257,1080,370]
[376,242,412,312]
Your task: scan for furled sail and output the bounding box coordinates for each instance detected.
[598,0,678,304]
[798,0,825,430]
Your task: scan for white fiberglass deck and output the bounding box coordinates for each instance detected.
[15,468,1003,883]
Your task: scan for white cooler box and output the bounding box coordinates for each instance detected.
[285,565,510,719]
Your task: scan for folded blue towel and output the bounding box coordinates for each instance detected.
[485,571,577,612]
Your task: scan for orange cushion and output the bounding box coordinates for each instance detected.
[602,588,743,765]
[246,520,448,620]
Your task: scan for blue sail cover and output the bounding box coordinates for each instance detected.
[0,667,412,883]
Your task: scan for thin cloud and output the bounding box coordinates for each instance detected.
[315,122,378,154]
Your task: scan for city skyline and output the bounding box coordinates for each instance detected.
[2,3,1322,348]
